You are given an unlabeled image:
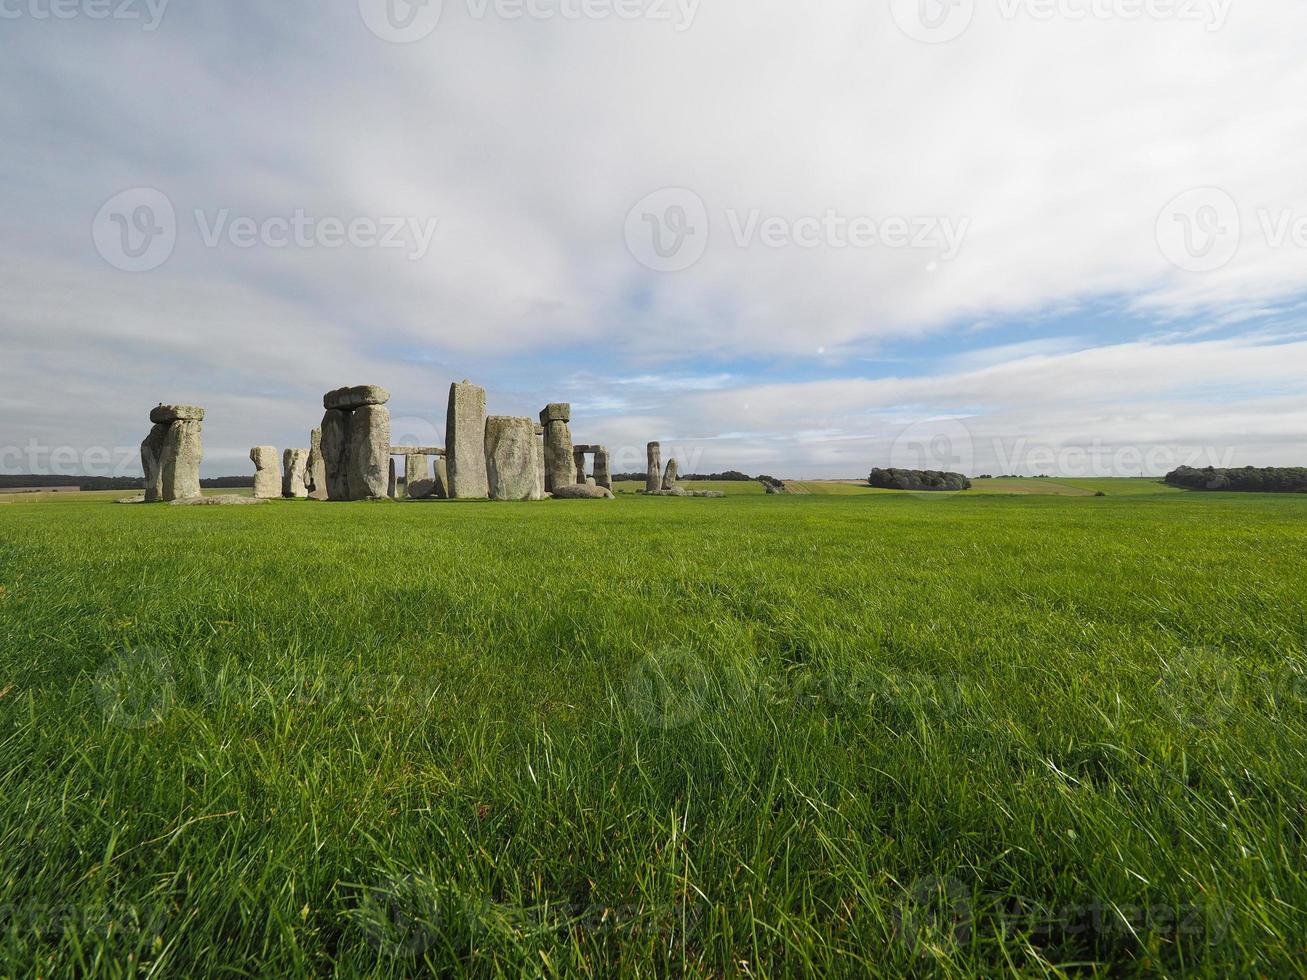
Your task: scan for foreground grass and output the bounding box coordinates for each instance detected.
[0,487,1304,976]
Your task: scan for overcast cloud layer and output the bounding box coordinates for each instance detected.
[2,0,1305,479]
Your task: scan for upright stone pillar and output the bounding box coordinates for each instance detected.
[646,442,662,493]
[161,419,203,501]
[348,404,391,500]
[306,427,328,500]
[446,380,490,499]
[141,424,169,502]
[320,410,351,500]
[283,448,309,498]
[534,428,547,499]
[485,417,542,501]
[573,448,588,486]
[433,457,449,499]
[662,458,679,491]
[541,403,575,493]
[406,454,435,499]
[250,446,279,499]
[594,449,612,491]
[387,457,398,499]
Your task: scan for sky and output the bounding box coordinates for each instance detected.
[2,0,1306,479]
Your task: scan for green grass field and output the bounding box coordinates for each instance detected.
[1,484,1305,976]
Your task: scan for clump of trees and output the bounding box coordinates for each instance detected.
[1164,466,1307,493]
[612,470,757,482]
[868,468,971,492]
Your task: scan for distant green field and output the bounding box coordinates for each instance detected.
[1,484,1304,976]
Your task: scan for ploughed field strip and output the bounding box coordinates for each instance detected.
[0,486,1304,975]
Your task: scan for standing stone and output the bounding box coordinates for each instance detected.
[432,457,449,499]
[573,448,588,486]
[446,381,490,499]
[250,446,279,499]
[541,404,574,494]
[161,419,202,501]
[406,454,435,499]
[141,423,170,502]
[320,410,351,500]
[485,417,541,501]
[282,448,309,499]
[594,449,612,491]
[347,405,391,500]
[306,427,328,500]
[662,458,679,491]
[646,442,662,494]
[534,436,547,499]
[388,457,398,499]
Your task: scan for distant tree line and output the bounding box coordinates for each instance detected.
[868,468,972,492]
[1164,466,1307,493]
[0,475,252,490]
[611,470,757,482]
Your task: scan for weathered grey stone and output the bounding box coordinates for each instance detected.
[662,458,679,491]
[534,435,547,500]
[347,404,391,500]
[586,477,597,488]
[320,410,351,500]
[552,483,614,499]
[406,454,436,499]
[640,488,725,498]
[646,442,662,493]
[250,446,279,499]
[161,419,202,501]
[573,448,588,485]
[306,428,328,500]
[432,457,449,499]
[150,404,205,424]
[594,449,612,491]
[389,446,445,456]
[283,448,309,499]
[544,420,574,493]
[388,457,398,499]
[446,381,490,499]
[141,423,169,502]
[170,494,267,506]
[323,385,390,412]
[539,403,571,426]
[485,416,541,501]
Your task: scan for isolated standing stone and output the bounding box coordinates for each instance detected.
[306,427,328,500]
[662,458,679,491]
[485,416,541,501]
[320,410,351,500]
[646,442,662,494]
[282,448,309,499]
[594,449,612,491]
[250,446,279,499]
[161,419,202,501]
[534,433,547,499]
[446,381,490,499]
[347,404,391,500]
[141,423,169,502]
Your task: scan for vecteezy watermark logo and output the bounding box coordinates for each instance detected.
[624,648,712,729]
[0,0,171,30]
[92,188,177,273]
[624,188,709,273]
[355,874,442,957]
[358,0,443,42]
[1156,187,1241,273]
[93,647,175,729]
[894,876,974,956]
[624,188,969,273]
[1157,645,1241,731]
[889,0,976,43]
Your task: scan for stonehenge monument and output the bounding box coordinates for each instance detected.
[446,381,490,499]
[390,446,446,499]
[646,442,662,493]
[283,449,309,498]
[142,404,203,502]
[250,446,279,499]
[485,416,544,501]
[573,445,613,492]
[319,385,391,500]
[541,403,575,493]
